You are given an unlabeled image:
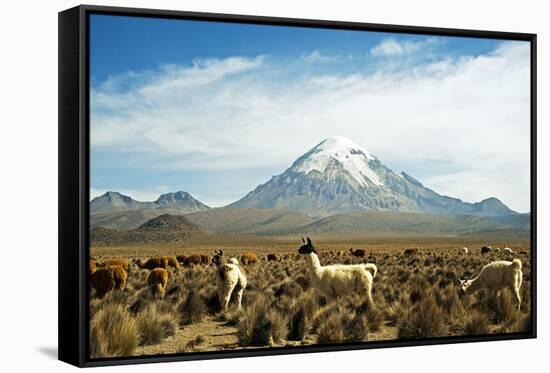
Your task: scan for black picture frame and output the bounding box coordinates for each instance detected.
[58,4,537,368]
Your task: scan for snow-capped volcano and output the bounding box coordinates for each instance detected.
[230,136,516,217]
[290,136,383,187]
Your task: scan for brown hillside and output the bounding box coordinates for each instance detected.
[90,214,201,245]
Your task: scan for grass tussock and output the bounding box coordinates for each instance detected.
[317,312,347,343]
[459,310,491,335]
[344,313,370,342]
[510,314,531,333]
[237,296,288,346]
[288,306,308,341]
[90,304,140,358]
[492,291,520,325]
[365,308,384,332]
[135,304,177,345]
[316,301,371,344]
[398,293,447,339]
[178,290,207,325]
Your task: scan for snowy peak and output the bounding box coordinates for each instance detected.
[230,136,517,218]
[290,136,383,187]
[309,136,376,160]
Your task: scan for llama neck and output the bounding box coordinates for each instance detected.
[466,275,483,293]
[305,253,323,280]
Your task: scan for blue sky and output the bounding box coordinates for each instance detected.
[89,14,531,211]
[90,15,500,85]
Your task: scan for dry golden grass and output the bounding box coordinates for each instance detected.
[90,303,140,358]
[88,237,532,358]
[135,304,177,345]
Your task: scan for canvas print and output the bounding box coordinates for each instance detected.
[88,14,532,359]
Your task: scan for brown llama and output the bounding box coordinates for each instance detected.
[200,254,210,265]
[162,256,180,269]
[147,268,169,298]
[184,254,202,266]
[240,252,258,265]
[176,255,187,263]
[98,257,130,272]
[90,265,127,298]
[350,248,366,257]
[137,257,168,270]
[404,248,419,255]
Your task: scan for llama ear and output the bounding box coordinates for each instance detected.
[301,237,306,244]
[307,237,312,245]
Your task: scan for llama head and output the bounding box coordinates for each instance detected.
[298,237,318,255]
[458,277,472,293]
[212,250,224,265]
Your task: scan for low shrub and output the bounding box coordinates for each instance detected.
[398,293,447,339]
[90,304,140,358]
[136,304,177,345]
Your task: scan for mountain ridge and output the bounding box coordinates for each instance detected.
[230,136,518,217]
[90,190,210,215]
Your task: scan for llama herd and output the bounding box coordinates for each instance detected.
[88,252,257,304]
[89,238,526,317]
[299,238,523,311]
[479,246,519,256]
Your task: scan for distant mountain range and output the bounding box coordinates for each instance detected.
[91,190,209,214]
[90,136,528,241]
[90,191,210,230]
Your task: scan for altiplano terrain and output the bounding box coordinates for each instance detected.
[89,236,531,358]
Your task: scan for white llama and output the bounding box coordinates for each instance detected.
[459,259,523,310]
[212,250,247,311]
[298,237,376,307]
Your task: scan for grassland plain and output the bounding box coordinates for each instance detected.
[89,236,531,358]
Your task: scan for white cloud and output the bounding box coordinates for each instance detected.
[301,50,336,63]
[91,41,531,212]
[370,37,437,56]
